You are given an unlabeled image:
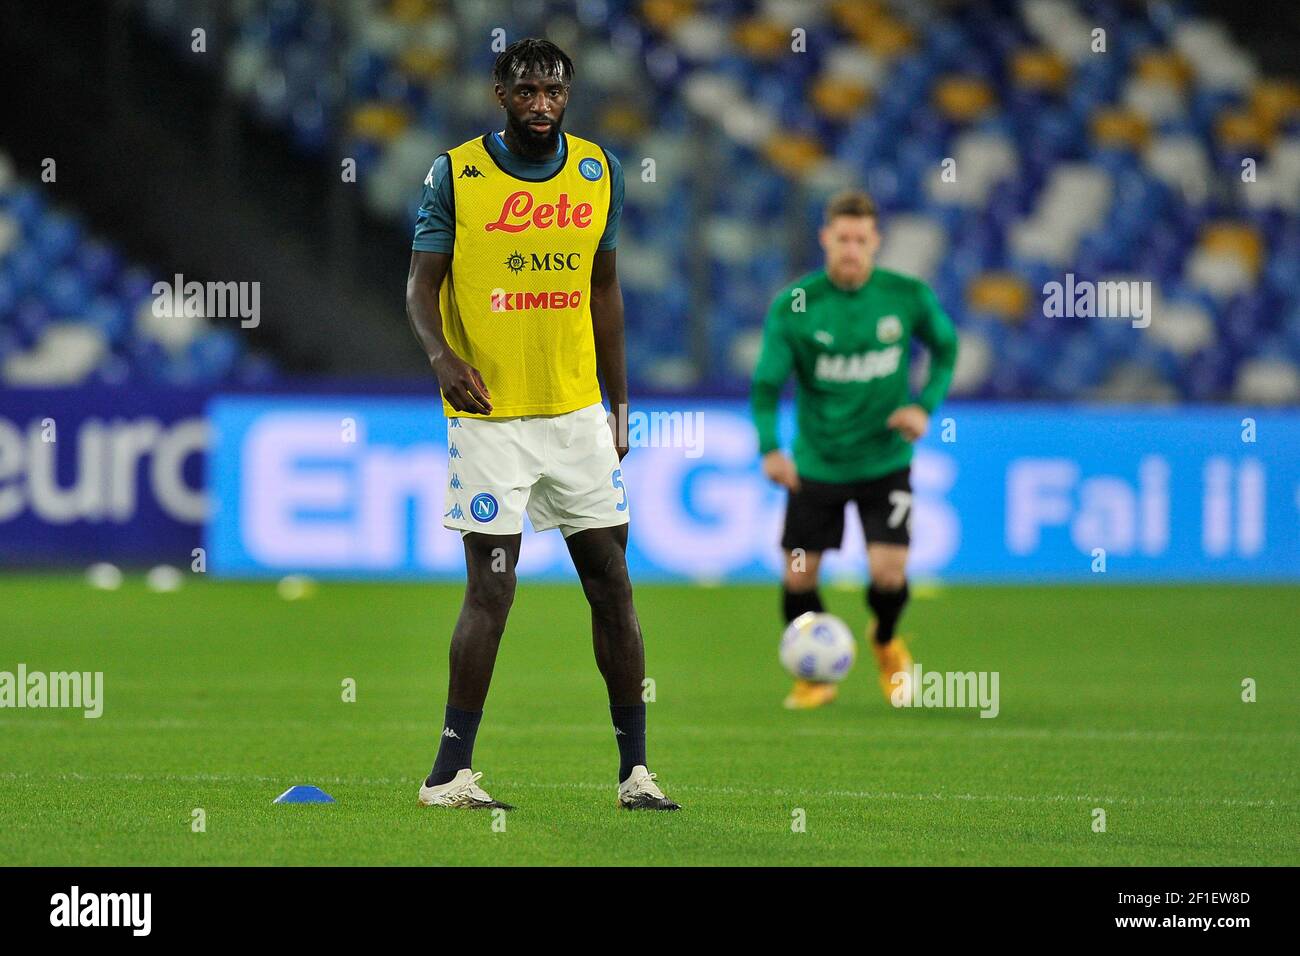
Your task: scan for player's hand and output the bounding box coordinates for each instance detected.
[606,404,630,460]
[887,404,929,442]
[430,351,492,415]
[762,450,800,491]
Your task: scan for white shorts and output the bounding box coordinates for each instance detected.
[442,402,629,537]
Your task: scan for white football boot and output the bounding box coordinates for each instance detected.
[617,765,680,811]
[418,769,512,809]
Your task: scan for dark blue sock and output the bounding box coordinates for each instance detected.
[426,705,483,787]
[610,703,647,784]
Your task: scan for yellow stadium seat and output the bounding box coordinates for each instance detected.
[831,1,914,57]
[864,18,915,58]
[761,135,824,177]
[350,104,410,142]
[1199,223,1263,274]
[1011,49,1069,93]
[811,76,872,120]
[1216,110,1275,151]
[933,77,996,122]
[389,0,436,25]
[600,105,648,140]
[641,0,695,32]
[1134,50,1192,90]
[399,47,447,81]
[1091,108,1151,149]
[734,18,789,60]
[831,0,889,36]
[967,273,1032,321]
[1250,80,1300,129]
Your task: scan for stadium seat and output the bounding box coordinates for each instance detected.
[0,149,277,387]
[115,0,1300,401]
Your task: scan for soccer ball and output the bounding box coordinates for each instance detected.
[779,612,857,683]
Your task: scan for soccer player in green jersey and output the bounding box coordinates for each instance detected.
[751,190,958,709]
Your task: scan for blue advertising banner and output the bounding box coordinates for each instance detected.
[206,397,1300,582]
[0,387,209,567]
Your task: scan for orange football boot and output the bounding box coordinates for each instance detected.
[783,678,839,710]
[870,625,914,706]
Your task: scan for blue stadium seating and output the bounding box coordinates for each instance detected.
[106,1,1300,403]
[0,165,277,387]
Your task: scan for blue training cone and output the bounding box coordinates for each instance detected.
[274,785,335,804]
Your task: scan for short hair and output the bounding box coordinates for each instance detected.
[824,189,877,223]
[493,38,575,88]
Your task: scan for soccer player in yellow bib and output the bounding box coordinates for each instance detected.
[404,39,677,811]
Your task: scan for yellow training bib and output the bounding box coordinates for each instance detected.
[438,133,610,418]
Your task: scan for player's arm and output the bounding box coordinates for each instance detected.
[591,151,629,459]
[887,282,958,441]
[405,156,491,414]
[405,251,492,416]
[751,293,799,490]
[590,247,629,459]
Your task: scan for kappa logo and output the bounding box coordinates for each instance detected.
[458,164,485,178]
[442,726,461,739]
[877,315,903,343]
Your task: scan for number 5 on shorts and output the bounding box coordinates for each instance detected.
[612,468,627,512]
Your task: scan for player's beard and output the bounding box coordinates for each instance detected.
[828,259,870,290]
[507,110,565,160]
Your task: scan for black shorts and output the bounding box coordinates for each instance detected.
[781,467,912,553]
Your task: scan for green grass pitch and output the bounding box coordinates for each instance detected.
[1,575,1296,866]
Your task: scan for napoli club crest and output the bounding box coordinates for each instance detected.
[470,493,499,522]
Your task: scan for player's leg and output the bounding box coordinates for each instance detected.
[530,403,677,809]
[419,531,520,808]
[421,412,536,809]
[782,547,824,619]
[780,548,839,709]
[780,479,848,709]
[446,531,521,711]
[866,542,909,643]
[858,467,915,705]
[563,524,677,810]
[566,524,642,703]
